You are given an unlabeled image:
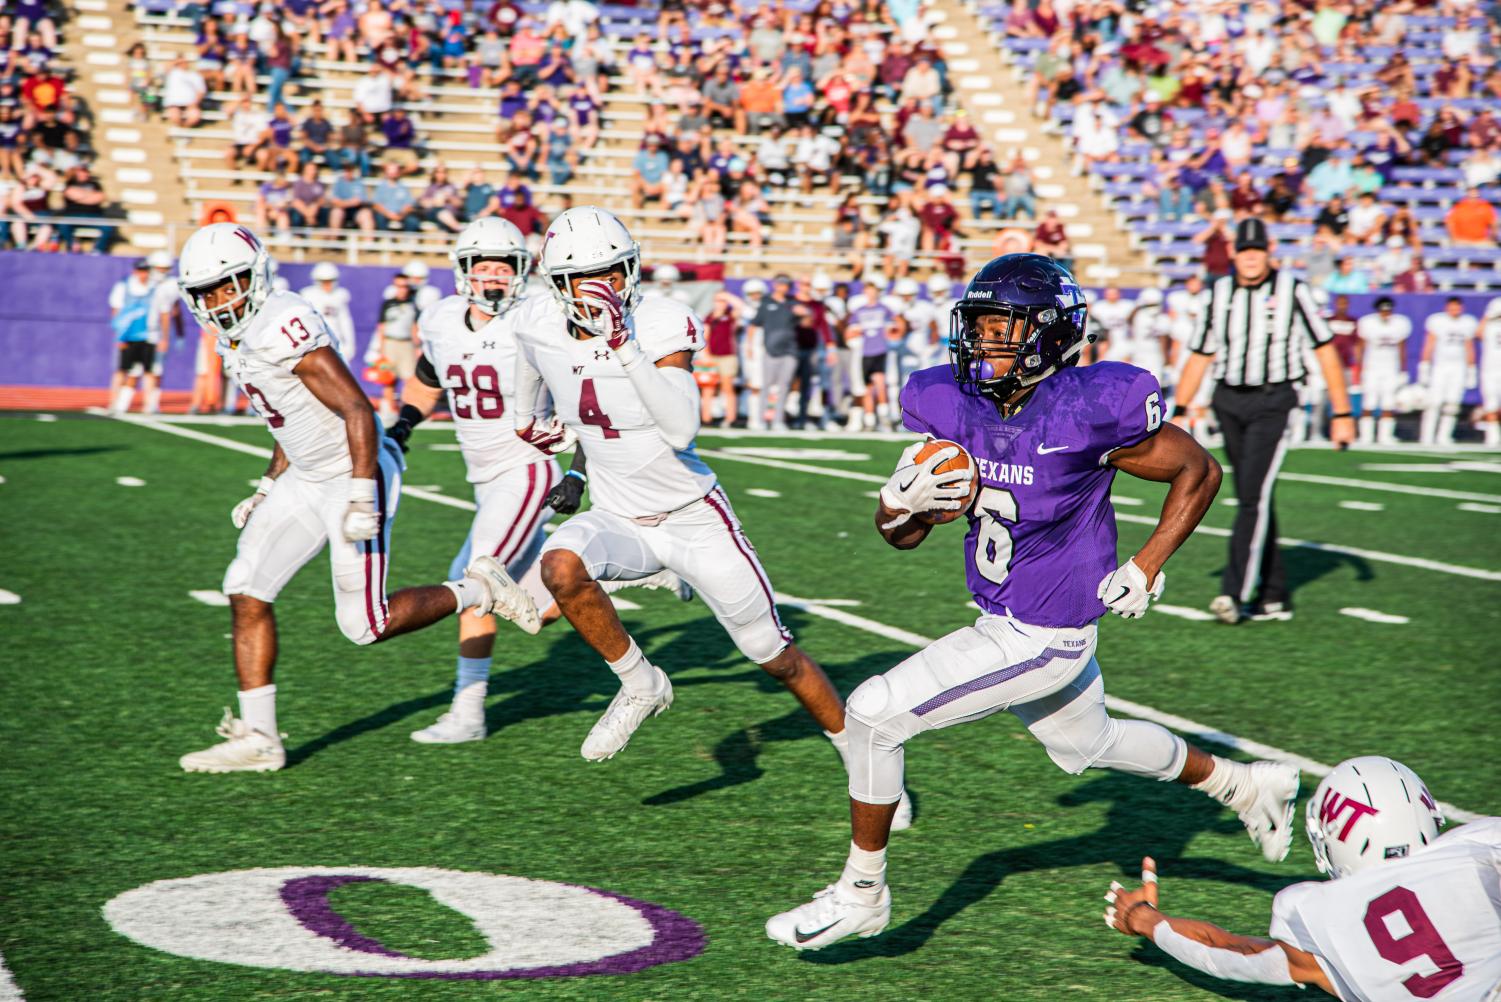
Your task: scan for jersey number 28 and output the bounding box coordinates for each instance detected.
[446,365,504,420]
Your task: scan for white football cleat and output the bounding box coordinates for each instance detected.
[633,568,695,603]
[1209,594,1241,624]
[890,789,914,832]
[180,709,285,773]
[1235,761,1301,862]
[410,711,486,744]
[766,883,891,951]
[465,555,541,634]
[581,667,673,762]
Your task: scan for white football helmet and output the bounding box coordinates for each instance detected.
[146,250,174,273]
[811,271,834,293]
[311,261,340,283]
[1306,756,1444,879]
[926,273,951,298]
[402,260,430,281]
[539,205,641,333]
[451,217,532,315]
[178,222,273,341]
[743,278,767,296]
[654,263,681,284]
[1136,287,1164,307]
[894,277,920,298]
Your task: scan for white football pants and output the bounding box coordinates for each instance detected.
[446,457,561,613]
[843,616,1188,804]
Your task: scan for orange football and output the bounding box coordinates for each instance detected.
[914,439,979,524]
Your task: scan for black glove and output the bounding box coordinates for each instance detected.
[546,471,586,515]
[386,418,414,453]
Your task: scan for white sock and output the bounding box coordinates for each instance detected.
[1485,420,1501,446]
[837,841,887,902]
[1358,415,1374,443]
[238,684,280,742]
[1190,755,1252,811]
[1438,414,1456,443]
[114,386,135,413]
[145,387,161,414]
[443,577,488,611]
[453,656,490,718]
[607,638,658,695]
[826,727,851,770]
[1378,416,1397,443]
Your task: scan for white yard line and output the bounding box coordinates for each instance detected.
[188,590,230,607]
[1280,472,1501,504]
[1458,503,1501,514]
[775,593,1478,823]
[0,588,21,605]
[744,488,782,498]
[1153,603,1215,621]
[1337,500,1385,512]
[115,476,145,487]
[104,416,1486,822]
[0,950,22,1001]
[1339,608,1410,625]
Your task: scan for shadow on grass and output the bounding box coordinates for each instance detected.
[0,445,125,461]
[1208,542,1375,598]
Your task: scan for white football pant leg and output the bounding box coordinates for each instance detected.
[541,508,663,583]
[843,617,1100,804]
[448,458,560,581]
[1008,656,1187,779]
[222,471,327,602]
[324,445,403,645]
[647,487,792,665]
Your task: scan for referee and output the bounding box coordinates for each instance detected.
[1171,218,1355,624]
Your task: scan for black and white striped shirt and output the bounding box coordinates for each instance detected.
[1188,269,1333,386]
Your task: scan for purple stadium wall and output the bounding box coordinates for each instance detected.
[0,251,1489,401]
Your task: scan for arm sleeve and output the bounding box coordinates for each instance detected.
[414,351,442,389]
[512,341,544,425]
[1187,279,1221,355]
[616,342,701,451]
[1293,278,1334,347]
[1095,366,1164,466]
[1150,921,1297,987]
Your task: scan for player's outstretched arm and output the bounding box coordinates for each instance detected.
[1108,423,1221,584]
[388,352,444,452]
[295,346,380,480]
[1105,859,1334,994]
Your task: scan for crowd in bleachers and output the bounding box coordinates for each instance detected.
[984,0,1501,292]
[0,0,118,252]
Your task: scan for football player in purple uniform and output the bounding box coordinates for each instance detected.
[767,254,1303,951]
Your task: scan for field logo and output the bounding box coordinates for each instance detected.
[103,867,704,979]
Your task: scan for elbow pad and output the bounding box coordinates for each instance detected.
[1151,922,1296,986]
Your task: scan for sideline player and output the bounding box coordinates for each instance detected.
[389,218,687,744]
[510,207,911,823]
[1105,756,1500,999]
[108,258,157,414]
[766,254,1299,951]
[1419,298,1478,445]
[300,262,357,362]
[1478,299,1501,447]
[1355,296,1412,446]
[1165,275,1213,441]
[173,223,526,773]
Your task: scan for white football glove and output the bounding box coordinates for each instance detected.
[342,477,381,543]
[879,441,975,530]
[576,278,634,349]
[1097,558,1166,620]
[231,476,276,529]
[516,416,577,455]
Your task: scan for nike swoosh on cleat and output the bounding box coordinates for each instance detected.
[852,880,879,888]
[1037,444,1070,454]
[795,921,841,944]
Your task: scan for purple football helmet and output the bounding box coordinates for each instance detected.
[949,254,1094,402]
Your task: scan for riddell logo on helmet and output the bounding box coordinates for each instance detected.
[1318,788,1380,841]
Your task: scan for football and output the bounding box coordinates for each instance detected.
[914,439,979,524]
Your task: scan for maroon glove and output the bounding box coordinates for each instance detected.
[575,278,633,350]
[515,417,574,455]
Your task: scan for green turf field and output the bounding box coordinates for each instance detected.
[1,411,1498,1001]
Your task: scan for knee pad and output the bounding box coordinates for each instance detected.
[847,675,893,728]
[333,568,382,646]
[1036,715,1118,776]
[739,619,790,666]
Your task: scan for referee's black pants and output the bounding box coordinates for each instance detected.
[1211,382,1298,608]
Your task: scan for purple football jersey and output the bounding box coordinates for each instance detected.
[901,362,1163,628]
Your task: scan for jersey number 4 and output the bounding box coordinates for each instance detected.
[1364,886,1464,997]
[447,364,504,419]
[578,377,619,439]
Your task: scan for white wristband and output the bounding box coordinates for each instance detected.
[348,477,378,504]
[614,339,646,368]
[254,475,276,496]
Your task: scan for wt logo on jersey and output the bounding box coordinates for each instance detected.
[1317,789,1380,841]
[103,867,704,980]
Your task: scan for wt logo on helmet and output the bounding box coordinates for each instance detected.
[1318,789,1380,841]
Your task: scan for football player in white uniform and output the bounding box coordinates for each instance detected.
[1106,756,1500,1001]
[387,218,686,744]
[173,224,524,773]
[511,208,912,819]
[1166,276,1214,440]
[1356,296,1413,446]
[1090,285,1134,364]
[1478,298,1501,447]
[1419,298,1479,445]
[1125,287,1170,385]
[300,262,358,362]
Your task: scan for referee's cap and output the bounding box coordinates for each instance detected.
[1234,218,1270,252]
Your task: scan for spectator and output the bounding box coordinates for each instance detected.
[624,33,662,96]
[161,57,206,128]
[1314,195,1350,238]
[629,134,670,208]
[940,110,981,169]
[261,22,296,112]
[1447,187,1499,247]
[127,42,160,119]
[877,194,921,278]
[729,178,769,252]
[328,163,375,232]
[0,104,25,180]
[417,164,462,232]
[1463,146,1501,191]
[265,101,298,173]
[1193,211,1233,281]
[917,185,960,253]
[782,66,816,129]
[792,124,839,194]
[380,105,419,172]
[298,101,334,166]
[740,67,783,134]
[563,84,599,150]
[901,102,944,156]
[255,169,295,231]
[460,167,495,221]
[371,162,419,231]
[353,65,394,120]
[701,292,742,426]
[195,18,227,93]
[1228,173,1261,215]
[8,0,57,52]
[323,0,358,63]
[1322,256,1371,295]
[287,161,329,229]
[756,125,793,187]
[968,146,1001,219]
[1032,208,1072,268]
[1129,95,1172,147]
[1374,236,1413,287]
[1000,153,1037,219]
[328,114,371,177]
[1392,255,1435,294]
[57,163,112,252]
[224,24,257,94]
[702,64,744,134]
[901,56,943,113]
[690,173,728,253]
[1346,191,1387,246]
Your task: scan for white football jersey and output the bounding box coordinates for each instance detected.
[899,300,939,356]
[1092,298,1135,339]
[150,277,181,339]
[300,284,357,361]
[1425,313,1478,369]
[1480,302,1501,373]
[218,290,362,481]
[1270,818,1501,1002]
[1127,304,1169,375]
[514,293,716,518]
[418,295,553,484]
[1358,313,1413,374]
[1167,287,1211,346]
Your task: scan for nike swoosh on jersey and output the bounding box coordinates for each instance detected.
[1037,444,1070,454]
[795,921,841,944]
